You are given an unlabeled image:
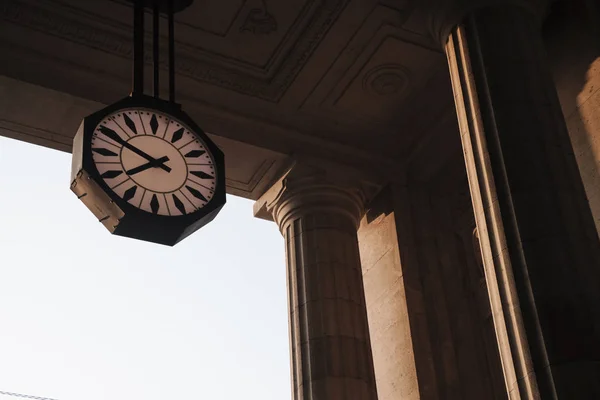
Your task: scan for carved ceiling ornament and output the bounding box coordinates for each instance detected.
[0,0,349,102]
[240,0,277,35]
[420,0,550,46]
[362,63,411,97]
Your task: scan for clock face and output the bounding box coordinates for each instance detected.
[90,108,217,216]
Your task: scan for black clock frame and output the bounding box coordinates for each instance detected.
[72,94,226,246]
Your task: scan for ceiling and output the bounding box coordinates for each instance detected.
[0,0,459,196]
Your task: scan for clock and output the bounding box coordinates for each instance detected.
[71,95,226,246]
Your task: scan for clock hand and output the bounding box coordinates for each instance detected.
[126,156,170,176]
[99,126,171,172]
[122,143,172,173]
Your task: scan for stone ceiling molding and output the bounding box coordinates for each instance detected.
[0,0,131,55]
[292,2,445,154]
[420,0,550,46]
[0,0,457,179]
[0,0,350,101]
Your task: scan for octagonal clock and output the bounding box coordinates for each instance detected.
[71,95,226,246]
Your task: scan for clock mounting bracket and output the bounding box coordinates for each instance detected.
[122,0,194,14]
[124,0,195,103]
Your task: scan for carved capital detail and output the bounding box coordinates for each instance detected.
[421,0,549,46]
[254,160,381,231]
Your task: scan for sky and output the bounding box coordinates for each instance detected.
[0,137,291,400]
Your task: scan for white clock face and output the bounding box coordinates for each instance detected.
[90,108,217,216]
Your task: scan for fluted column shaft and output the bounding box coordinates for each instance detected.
[446,5,600,399]
[267,172,378,400]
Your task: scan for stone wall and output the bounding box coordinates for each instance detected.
[357,187,422,400]
[545,0,600,234]
[405,159,506,400]
[358,3,600,398]
[358,164,507,399]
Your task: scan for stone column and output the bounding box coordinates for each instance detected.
[443,3,600,399]
[255,164,378,400]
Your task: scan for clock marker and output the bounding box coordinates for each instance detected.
[136,188,145,208]
[173,194,186,214]
[101,170,123,179]
[92,147,118,157]
[123,185,138,202]
[162,194,172,216]
[123,114,138,134]
[112,178,132,191]
[186,185,207,202]
[190,170,214,179]
[177,139,195,150]
[150,194,160,214]
[161,118,170,138]
[171,127,184,143]
[93,134,119,148]
[188,178,214,192]
[150,114,159,135]
[179,190,198,210]
[99,126,126,143]
[185,150,206,158]
[137,112,148,135]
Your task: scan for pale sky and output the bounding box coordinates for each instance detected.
[0,137,291,400]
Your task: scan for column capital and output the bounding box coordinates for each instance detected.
[254,160,381,231]
[266,162,380,399]
[423,0,549,47]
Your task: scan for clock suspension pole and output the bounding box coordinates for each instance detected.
[168,0,176,103]
[153,0,160,98]
[133,0,145,96]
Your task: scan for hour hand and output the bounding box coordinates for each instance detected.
[126,156,171,175]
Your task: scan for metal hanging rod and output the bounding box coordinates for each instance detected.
[153,0,160,98]
[168,0,176,103]
[132,0,144,95]
[127,0,193,103]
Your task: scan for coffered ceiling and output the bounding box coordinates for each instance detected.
[0,0,458,196]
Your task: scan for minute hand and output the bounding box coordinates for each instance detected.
[99,126,172,172]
